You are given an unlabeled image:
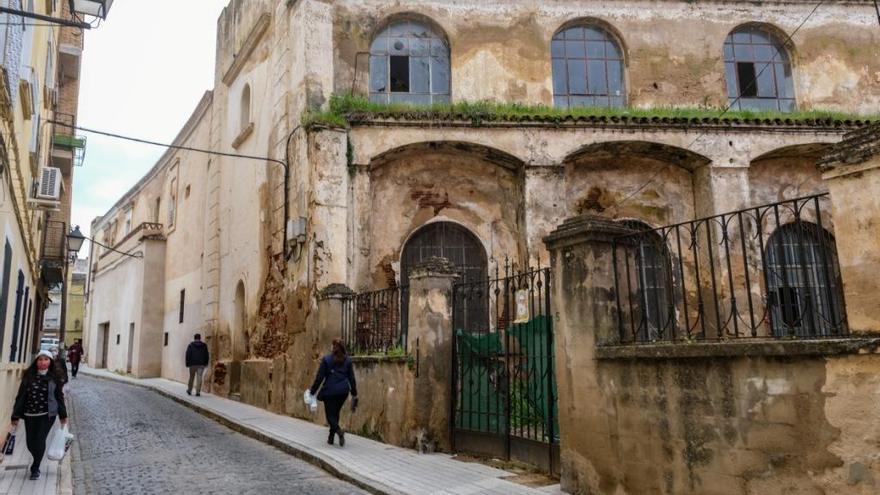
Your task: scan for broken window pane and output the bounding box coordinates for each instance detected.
[736,62,758,97]
[390,55,410,93]
[723,25,796,111]
[369,20,451,104]
[390,38,408,55]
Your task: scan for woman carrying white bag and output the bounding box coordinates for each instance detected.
[9,350,68,481]
[47,424,74,461]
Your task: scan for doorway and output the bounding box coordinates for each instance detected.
[98,322,109,368]
[126,323,135,373]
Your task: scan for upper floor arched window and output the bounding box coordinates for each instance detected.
[723,25,795,111]
[369,19,450,105]
[551,24,625,108]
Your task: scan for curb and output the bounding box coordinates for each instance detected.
[80,369,403,495]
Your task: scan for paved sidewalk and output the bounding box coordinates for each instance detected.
[0,415,73,495]
[80,366,562,495]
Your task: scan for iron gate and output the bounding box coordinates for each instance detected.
[451,264,559,474]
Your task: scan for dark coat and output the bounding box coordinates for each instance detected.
[309,354,357,400]
[11,373,67,421]
[67,343,83,364]
[185,341,210,367]
[54,354,68,384]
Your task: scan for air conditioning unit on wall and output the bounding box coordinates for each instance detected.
[27,167,62,211]
[36,167,61,200]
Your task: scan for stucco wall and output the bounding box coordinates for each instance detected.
[547,215,880,494]
[86,252,146,374]
[330,0,880,113]
[558,352,880,494]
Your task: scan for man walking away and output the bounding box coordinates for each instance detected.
[67,339,84,378]
[185,334,210,396]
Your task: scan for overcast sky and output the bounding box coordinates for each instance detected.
[72,0,230,247]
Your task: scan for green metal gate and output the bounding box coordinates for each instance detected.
[451,264,559,473]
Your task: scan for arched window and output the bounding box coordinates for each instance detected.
[765,223,844,337]
[723,25,795,111]
[240,84,251,132]
[369,19,450,105]
[400,222,487,334]
[551,24,625,108]
[619,221,673,341]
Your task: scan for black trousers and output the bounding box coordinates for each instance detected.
[71,361,80,377]
[323,394,348,434]
[24,415,55,473]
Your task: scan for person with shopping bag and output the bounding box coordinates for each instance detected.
[309,339,358,447]
[9,350,68,480]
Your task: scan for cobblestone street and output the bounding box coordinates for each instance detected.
[67,377,366,495]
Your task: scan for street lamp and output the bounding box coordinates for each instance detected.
[67,225,85,254]
[69,0,113,20]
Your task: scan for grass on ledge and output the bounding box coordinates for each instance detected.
[302,94,877,129]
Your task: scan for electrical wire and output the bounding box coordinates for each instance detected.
[608,0,826,212]
[874,0,880,27]
[48,121,287,169]
[87,236,143,259]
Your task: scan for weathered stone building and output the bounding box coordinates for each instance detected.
[85,1,880,493]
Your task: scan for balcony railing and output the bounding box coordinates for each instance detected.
[41,220,67,262]
[52,112,86,167]
[610,194,847,345]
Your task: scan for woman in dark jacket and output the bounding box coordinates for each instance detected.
[10,350,68,480]
[310,339,357,447]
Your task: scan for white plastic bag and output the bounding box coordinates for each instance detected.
[47,426,72,461]
[303,389,318,413]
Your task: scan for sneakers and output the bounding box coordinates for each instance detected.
[29,470,40,480]
[327,431,335,445]
[186,390,191,396]
[337,430,345,447]
[196,393,200,397]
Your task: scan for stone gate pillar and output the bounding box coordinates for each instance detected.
[543,215,636,494]
[820,124,880,333]
[405,257,458,452]
[316,283,354,350]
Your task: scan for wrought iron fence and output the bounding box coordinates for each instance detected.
[611,193,847,345]
[341,286,404,354]
[451,263,558,472]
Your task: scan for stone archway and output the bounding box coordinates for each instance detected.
[400,221,488,337]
